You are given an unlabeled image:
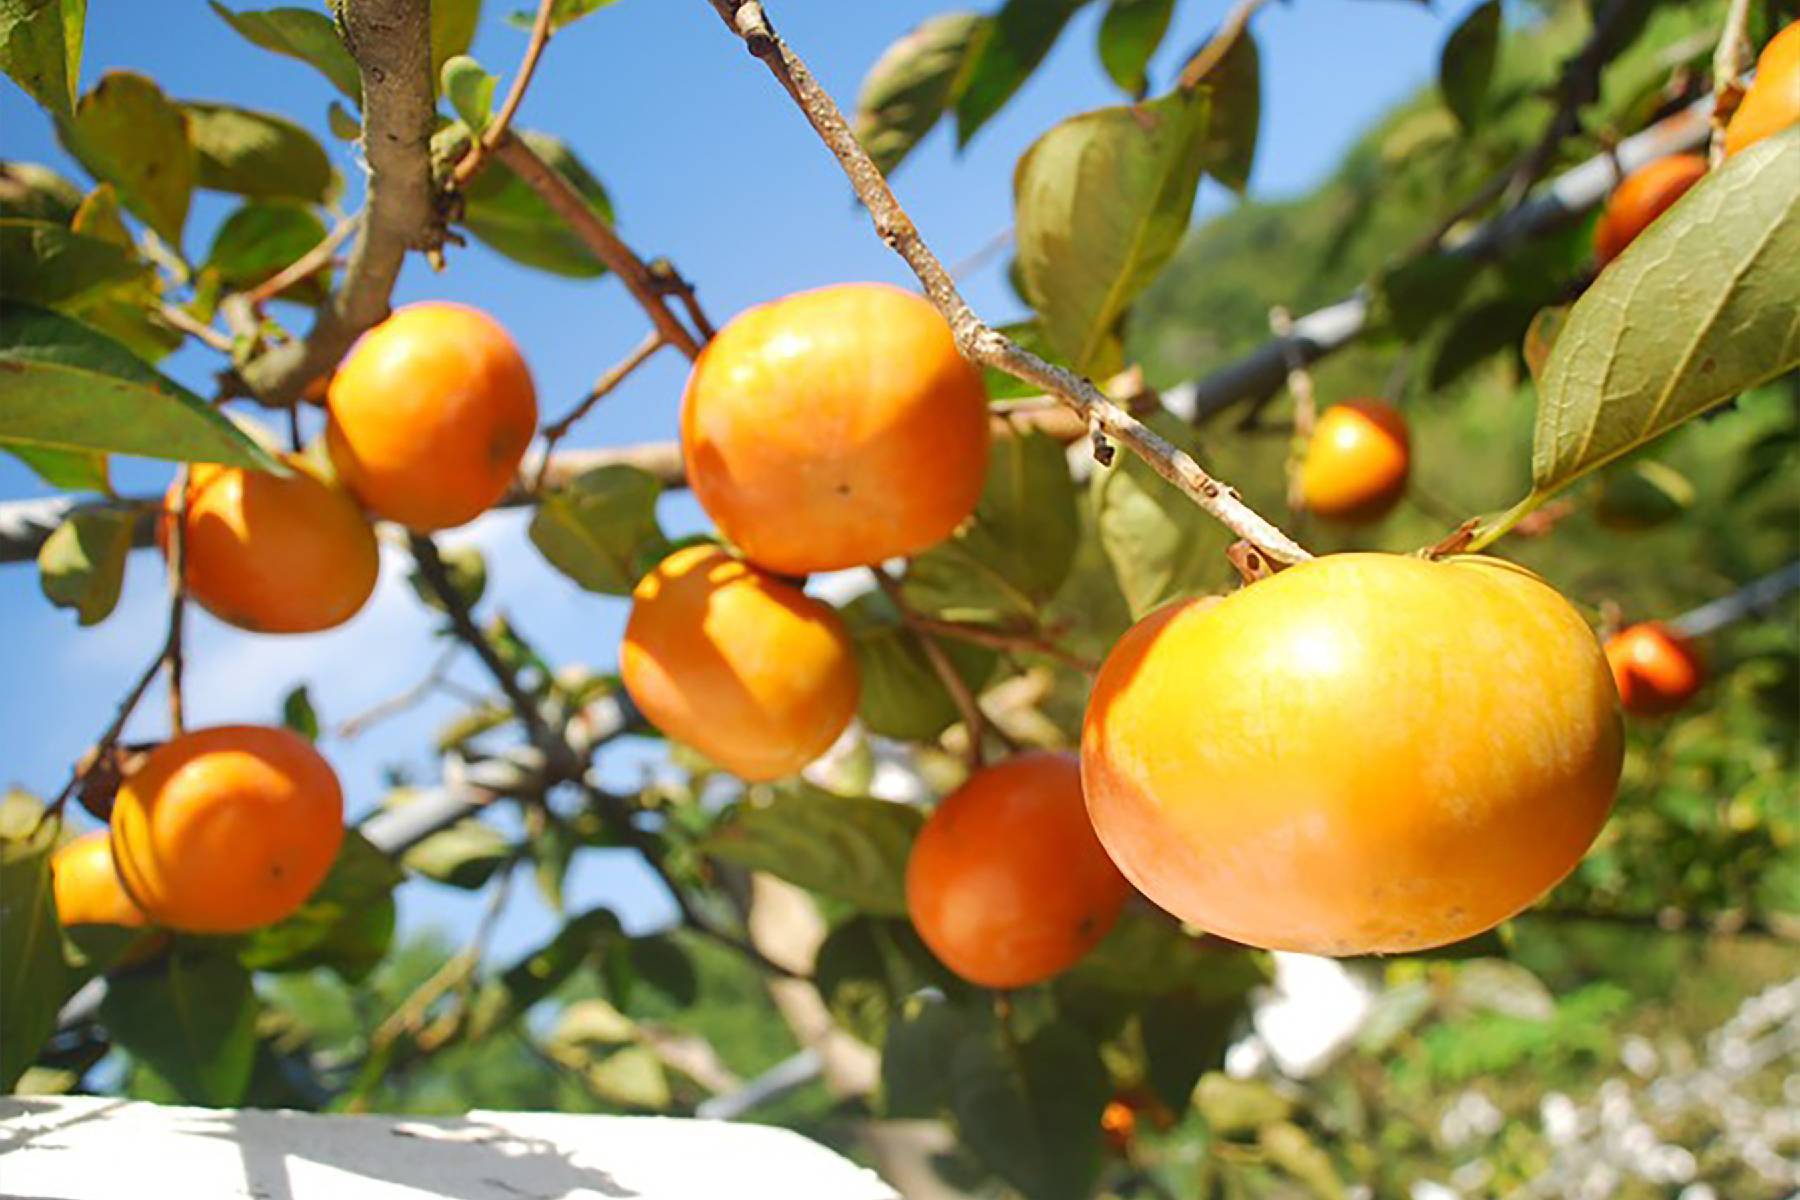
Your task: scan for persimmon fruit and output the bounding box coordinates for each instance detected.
[906,751,1130,988]
[1297,400,1410,522]
[110,725,345,934]
[163,455,378,634]
[1605,621,1705,716]
[1593,154,1707,265]
[620,544,859,781]
[681,283,991,575]
[326,302,537,532]
[1724,21,1800,158]
[51,831,147,928]
[1082,554,1623,956]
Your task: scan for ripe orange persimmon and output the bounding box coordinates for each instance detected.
[1593,154,1707,265]
[906,752,1130,988]
[110,726,345,934]
[1082,554,1622,956]
[1297,400,1410,522]
[1605,621,1705,716]
[163,455,378,634]
[621,544,859,781]
[681,283,991,575]
[51,831,146,928]
[326,302,537,531]
[1724,21,1800,158]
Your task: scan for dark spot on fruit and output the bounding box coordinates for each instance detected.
[835,483,851,497]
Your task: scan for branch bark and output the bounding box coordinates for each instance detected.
[236,0,439,405]
[1709,0,1755,165]
[701,0,1312,565]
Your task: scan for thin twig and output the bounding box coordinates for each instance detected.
[244,214,359,307]
[1709,0,1754,166]
[490,133,705,361]
[451,0,557,187]
[948,227,1013,283]
[155,303,233,353]
[582,781,807,980]
[646,257,717,342]
[904,614,1097,675]
[871,569,1007,767]
[164,468,189,736]
[703,0,1311,565]
[1175,0,1269,92]
[1269,307,1317,513]
[338,645,472,739]
[532,331,667,492]
[407,533,558,756]
[372,862,516,1054]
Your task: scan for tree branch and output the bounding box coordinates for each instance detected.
[451,0,557,188]
[532,331,668,492]
[243,213,359,308]
[236,0,439,406]
[490,133,705,361]
[702,0,1312,565]
[1709,0,1755,165]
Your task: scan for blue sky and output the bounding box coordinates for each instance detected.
[1,0,1483,959]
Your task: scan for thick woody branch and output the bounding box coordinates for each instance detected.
[236,0,439,405]
[702,0,1311,565]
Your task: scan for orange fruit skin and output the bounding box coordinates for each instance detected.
[162,456,378,634]
[1297,401,1410,523]
[51,831,147,928]
[1605,622,1705,717]
[906,752,1130,988]
[1081,554,1623,957]
[110,726,345,934]
[1724,21,1800,158]
[1593,155,1708,265]
[326,302,537,531]
[621,544,860,781]
[680,283,991,574]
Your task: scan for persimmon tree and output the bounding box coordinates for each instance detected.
[1,0,1797,1196]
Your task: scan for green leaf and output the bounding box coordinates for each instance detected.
[1097,0,1174,98]
[1064,907,1268,999]
[952,1018,1109,1200]
[701,782,922,916]
[955,0,1083,148]
[903,429,1078,623]
[201,199,331,302]
[815,916,962,1046]
[616,933,698,1008]
[326,99,360,140]
[280,684,319,740]
[529,463,668,596]
[101,949,258,1105]
[0,301,284,470]
[1197,1072,1293,1133]
[1438,0,1500,132]
[530,813,575,912]
[883,990,970,1117]
[183,101,334,204]
[0,803,68,1090]
[1014,87,1210,373]
[1185,26,1259,193]
[853,11,986,176]
[1593,458,1695,531]
[1090,410,1232,618]
[5,444,108,491]
[56,71,193,245]
[0,161,84,222]
[841,590,996,742]
[0,0,85,119]
[460,129,615,277]
[408,543,488,613]
[507,0,618,32]
[66,184,183,365]
[0,218,147,307]
[37,502,134,625]
[441,54,496,135]
[465,908,620,1041]
[209,3,360,103]
[430,0,482,88]
[1524,130,1800,511]
[402,818,514,889]
[240,831,400,980]
[1141,990,1238,1111]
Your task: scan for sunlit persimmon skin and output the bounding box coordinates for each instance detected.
[1724,21,1800,158]
[906,752,1130,988]
[51,832,147,928]
[1593,155,1708,265]
[326,302,537,531]
[680,283,991,575]
[1297,401,1410,522]
[1605,621,1704,716]
[621,544,860,781]
[1082,554,1623,957]
[110,726,345,934]
[162,456,378,634]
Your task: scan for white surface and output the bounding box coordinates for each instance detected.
[0,1096,898,1200]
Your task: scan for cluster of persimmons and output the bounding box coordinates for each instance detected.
[52,22,1794,991]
